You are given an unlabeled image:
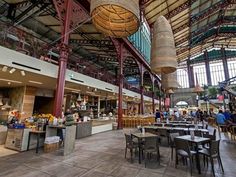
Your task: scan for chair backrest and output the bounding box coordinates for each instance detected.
[174,138,190,154]
[194,130,203,137]
[203,133,216,140]
[144,137,158,150]
[209,140,220,156]
[177,129,185,136]
[187,124,195,128]
[125,134,132,146]
[169,133,180,146]
[213,128,216,139]
[158,129,168,136]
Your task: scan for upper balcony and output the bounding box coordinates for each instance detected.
[0,21,146,95]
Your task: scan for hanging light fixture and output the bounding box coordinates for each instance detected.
[77,94,82,101]
[161,71,179,90]
[20,70,25,76]
[166,89,174,94]
[193,73,204,93]
[90,0,140,38]
[151,16,177,74]
[71,102,76,108]
[9,68,16,74]
[1,99,11,109]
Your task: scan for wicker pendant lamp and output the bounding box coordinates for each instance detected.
[161,71,179,89]
[151,16,177,74]
[193,73,204,93]
[90,0,140,38]
[166,89,174,94]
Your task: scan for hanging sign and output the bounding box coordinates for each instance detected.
[218,95,224,101]
[165,98,170,107]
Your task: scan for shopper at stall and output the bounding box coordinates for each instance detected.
[155,109,161,122]
[174,110,180,121]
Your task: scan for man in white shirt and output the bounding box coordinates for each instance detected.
[174,110,180,121]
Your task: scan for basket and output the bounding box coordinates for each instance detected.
[44,142,59,153]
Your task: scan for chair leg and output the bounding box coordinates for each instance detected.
[203,155,205,167]
[125,148,127,158]
[175,153,178,168]
[171,147,173,160]
[189,157,193,176]
[218,156,224,173]
[130,149,133,163]
[210,157,215,177]
[145,152,148,168]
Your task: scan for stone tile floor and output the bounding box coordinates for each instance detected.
[0,129,236,177]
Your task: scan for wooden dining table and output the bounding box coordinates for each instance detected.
[131,132,158,164]
[175,135,210,174]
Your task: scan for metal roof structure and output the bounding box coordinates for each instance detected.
[0,0,236,71]
[144,0,236,62]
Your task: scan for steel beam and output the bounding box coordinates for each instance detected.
[221,48,230,80]
[204,51,212,86]
[118,42,124,129]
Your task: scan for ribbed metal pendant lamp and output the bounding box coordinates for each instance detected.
[90,0,140,38]
[151,16,177,74]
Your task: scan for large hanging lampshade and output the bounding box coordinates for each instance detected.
[166,89,174,94]
[161,71,179,89]
[151,16,177,74]
[193,84,204,93]
[193,73,204,93]
[90,0,140,38]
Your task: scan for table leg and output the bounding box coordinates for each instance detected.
[138,138,141,164]
[195,145,201,174]
[27,132,31,151]
[36,133,40,153]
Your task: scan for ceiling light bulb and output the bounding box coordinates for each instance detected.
[20,70,25,76]
[2,66,8,72]
[8,82,11,85]
[9,68,16,74]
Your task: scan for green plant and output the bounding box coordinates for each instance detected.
[156,90,164,98]
[208,86,218,99]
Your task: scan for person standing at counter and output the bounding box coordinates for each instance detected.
[155,109,161,122]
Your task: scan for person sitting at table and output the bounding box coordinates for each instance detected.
[216,110,226,126]
[223,109,231,121]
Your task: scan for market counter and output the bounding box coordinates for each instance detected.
[75,121,92,139]
[5,128,45,151]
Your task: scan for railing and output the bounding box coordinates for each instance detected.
[144,91,153,97]
[0,21,155,98]
[0,21,118,86]
[128,23,151,63]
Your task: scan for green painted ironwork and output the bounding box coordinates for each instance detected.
[128,23,151,63]
[190,49,236,64]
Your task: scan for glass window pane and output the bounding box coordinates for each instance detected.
[193,64,207,86]
[209,61,225,86]
[177,68,189,88]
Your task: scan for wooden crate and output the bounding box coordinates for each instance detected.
[44,142,59,153]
